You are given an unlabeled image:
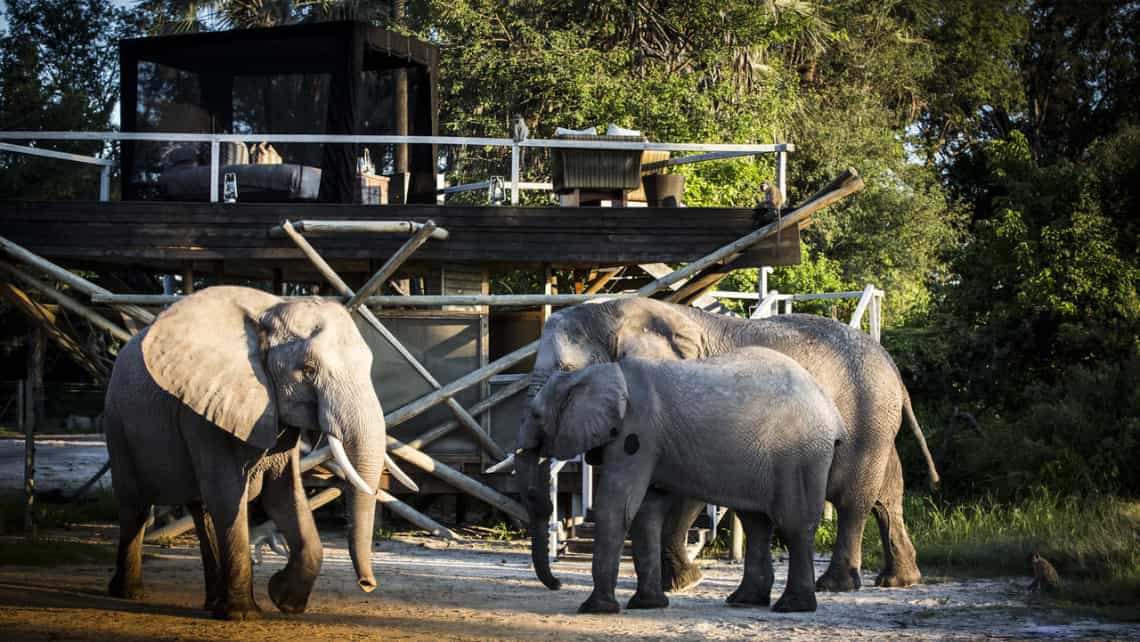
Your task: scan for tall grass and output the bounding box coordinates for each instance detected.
[894,491,1139,611]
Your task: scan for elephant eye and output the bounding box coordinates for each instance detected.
[301,361,318,380]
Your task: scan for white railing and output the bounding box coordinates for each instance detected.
[0,131,793,206]
[711,284,885,342]
[0,141,113,201]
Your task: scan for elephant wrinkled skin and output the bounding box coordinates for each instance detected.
[515,298,939,594]
[525,350,844,614]
[104,286,409,620]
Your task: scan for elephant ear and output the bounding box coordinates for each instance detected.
[544,363,628,460]
[141,286,281,450]
[616,315,703,361]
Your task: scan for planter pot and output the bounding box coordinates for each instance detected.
[642,173,685,207]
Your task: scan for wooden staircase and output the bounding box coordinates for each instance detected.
[561,520,711,560]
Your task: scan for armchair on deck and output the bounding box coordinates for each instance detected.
[551,134,646,206]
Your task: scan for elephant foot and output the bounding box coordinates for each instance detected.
[662,560,704,593]
[627,591,669,610]
[726,586,770,607]
[815,567,861,592]
[107,576,144,600]
[578,592,621,614]
[772,590,817,613]
[268,569,313,614]
[213,600,263,621]
[875,568,921,588]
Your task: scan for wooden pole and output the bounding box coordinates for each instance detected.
[183,266,195,294]
[0,234,154,325]
[635,168,863,297]
[0,262,133,342]
[584,268,621,294]
[405,375,530,450]
[345,220,438,311]
[270,220,449,240]
[730,512,744,561]
[281,220,507,461]
[22,376,36,542]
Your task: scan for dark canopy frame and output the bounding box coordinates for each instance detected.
[119,21,439,203]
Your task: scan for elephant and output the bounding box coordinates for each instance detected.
[523,348,845,614]
[514,297,939,594]
[103,286,417,620]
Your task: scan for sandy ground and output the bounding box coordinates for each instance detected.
[0,533,1137,642]
[2,437,1137,640]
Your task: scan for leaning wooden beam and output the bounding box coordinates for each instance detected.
[345,221,439,311]
[584,268,622,294]
[269,220,450,240]
[0,283,109,382]
[0,234,155,325]
[298,434,527,524]
[280,221,507,462]
[386,436,527,521]
[635,167,863,297]
[380,342,537,429]
[405,375,531,451]
[0,262,132,342]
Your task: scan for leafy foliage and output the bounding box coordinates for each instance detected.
[0,0,146,199]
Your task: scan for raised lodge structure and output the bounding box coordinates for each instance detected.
[0,22,865,553]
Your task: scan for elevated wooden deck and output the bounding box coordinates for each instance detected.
[0,201,799,272]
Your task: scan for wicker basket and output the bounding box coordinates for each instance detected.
[550,134,646,194]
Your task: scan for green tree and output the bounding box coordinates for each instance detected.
[0,0,146,198]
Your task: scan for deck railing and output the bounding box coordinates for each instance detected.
[0,131,793,205]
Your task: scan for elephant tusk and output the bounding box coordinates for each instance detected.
[384,453,420,493]
[329,436,376,496]
[484,453,516,474]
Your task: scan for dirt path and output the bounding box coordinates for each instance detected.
[0,534,1135,641]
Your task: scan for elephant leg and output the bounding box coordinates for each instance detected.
[108,500,150,600]
[872,448,922,588]
[579,468,650,615]
[727,511,774,607]
[188,500,221,611]
[261,451,323,614]
[815,500,868,592]
[659,497,705,593]
[773,525,818,613]
[627,488,670,610]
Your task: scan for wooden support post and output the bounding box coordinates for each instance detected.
[22,376,36,542]
[542,264,555,323]
[183,266,195,294]
[281,221,507,460]
[730,512,744,562]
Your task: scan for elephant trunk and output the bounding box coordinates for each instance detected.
[347,480,379,592]
[321,384,385,593]
[516,448,561,590]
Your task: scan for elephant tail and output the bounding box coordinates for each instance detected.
[902,386,941,490]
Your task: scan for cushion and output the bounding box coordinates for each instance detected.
[555,125,598,136]
[606,123,641,137]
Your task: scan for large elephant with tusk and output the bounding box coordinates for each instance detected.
[103,286,417,620]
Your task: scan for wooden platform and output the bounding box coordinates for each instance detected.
[0,201,799,272]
